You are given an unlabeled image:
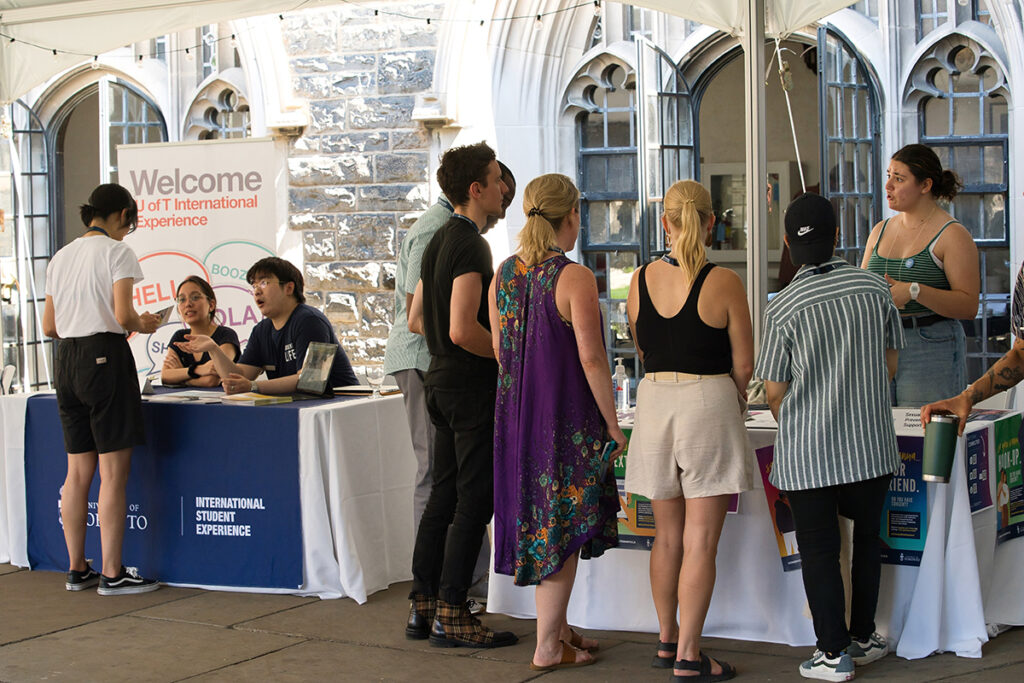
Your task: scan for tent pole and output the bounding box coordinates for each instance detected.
[743,0,768,349]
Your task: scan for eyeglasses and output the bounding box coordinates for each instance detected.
[251,278,282,292]
[176,293,208,305]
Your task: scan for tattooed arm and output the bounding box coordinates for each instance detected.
[921,337,1024,435]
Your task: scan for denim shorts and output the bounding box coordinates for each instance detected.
[891,318,966,408]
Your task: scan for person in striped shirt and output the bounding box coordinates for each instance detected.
[756,193,904,682]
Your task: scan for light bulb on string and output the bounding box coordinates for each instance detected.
[594,1,602,17]
[137,54,144,68]
[185,47,194,61]
[534,15,543,32]
[51,48,58,60]
[229,34,238,49]
[90,56,100,70]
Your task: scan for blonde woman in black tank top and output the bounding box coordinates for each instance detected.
[860,144,979,406]
[625,180,753,680]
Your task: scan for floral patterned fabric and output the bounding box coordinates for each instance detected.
[492,254,618,586]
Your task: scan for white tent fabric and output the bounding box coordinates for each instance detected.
[0,0,858,104]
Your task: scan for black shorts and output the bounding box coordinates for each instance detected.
[55,332,145,454]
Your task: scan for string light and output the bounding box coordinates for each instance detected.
[137,54,144,68]
[0,0,604,62]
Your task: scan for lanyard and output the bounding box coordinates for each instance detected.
[86,226,110,237]
[438,196,453,212]
[549,246,566,255]
[661,254,679,266]
[452,213,479,232]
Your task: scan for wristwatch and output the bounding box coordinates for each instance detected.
[187,365,200,379]
[909,282,921,301]
[250,380,259,393]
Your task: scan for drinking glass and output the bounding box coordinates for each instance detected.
[366,367,386,399]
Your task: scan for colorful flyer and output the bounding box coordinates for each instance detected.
[879,436,927,566]
[755,445,801,572]
[614,428,655,550]
[995,414,1024,544]
[965,428,993,514]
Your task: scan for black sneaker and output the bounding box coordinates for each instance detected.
[96,566,160,596]
[65,563,100,591]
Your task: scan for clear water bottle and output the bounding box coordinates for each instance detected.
[613,357,630,411]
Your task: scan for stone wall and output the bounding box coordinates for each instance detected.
[283,3,443,370]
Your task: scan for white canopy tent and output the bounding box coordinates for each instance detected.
[0,0,857,347]
[0,0,857,103]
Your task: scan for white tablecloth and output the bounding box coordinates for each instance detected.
[488,414,1024,659]
[0,393,417,603]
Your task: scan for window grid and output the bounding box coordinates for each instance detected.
[107,84,167,184]
[917,0,950,41]
[851,1,879,22]
[5,101,53,391]
[820,30,880,269]
[916,45,1010,378]
[578,76,640,371]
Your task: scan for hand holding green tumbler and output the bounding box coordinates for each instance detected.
[923,414,959,483]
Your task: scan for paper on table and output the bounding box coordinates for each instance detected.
[333,384,401,396]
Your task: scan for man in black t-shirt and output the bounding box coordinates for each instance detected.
[404,143,516,649]
[176,257,357,393]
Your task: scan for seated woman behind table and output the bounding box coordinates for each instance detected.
[161,276,239,387]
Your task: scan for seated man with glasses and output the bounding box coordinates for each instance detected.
[162,275,240,387]
[176,257,357,394]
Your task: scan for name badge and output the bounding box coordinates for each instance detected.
[95,357,107,365]
[263,365,276,372]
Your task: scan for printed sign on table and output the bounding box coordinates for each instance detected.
[965,428,993,514]
[880,436,927,566]
[995,414,1024,544]
[755,445,801,572]
[118,138,286,377]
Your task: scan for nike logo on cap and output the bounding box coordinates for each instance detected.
[797,225,812,236]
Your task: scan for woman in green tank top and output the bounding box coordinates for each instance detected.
[861,144,979,407]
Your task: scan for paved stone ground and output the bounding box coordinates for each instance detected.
[1,562,1022,682]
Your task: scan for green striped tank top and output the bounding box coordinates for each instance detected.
[866,218,956,316]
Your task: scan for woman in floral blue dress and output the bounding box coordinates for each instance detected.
[488,173,625,671]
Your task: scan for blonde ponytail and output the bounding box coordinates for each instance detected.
[663,180,712,285]
[517,173,580,267]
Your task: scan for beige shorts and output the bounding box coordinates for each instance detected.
[624,374,754,500]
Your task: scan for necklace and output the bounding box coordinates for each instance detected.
[884,204,937,281]
[548,245,566,255]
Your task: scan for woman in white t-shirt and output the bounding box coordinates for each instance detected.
[42,183,162,596]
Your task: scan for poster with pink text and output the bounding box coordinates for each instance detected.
[117,138,293,378]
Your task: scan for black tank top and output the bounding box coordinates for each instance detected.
[635,261,732,374]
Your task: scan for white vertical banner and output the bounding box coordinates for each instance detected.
[118,137,292,377]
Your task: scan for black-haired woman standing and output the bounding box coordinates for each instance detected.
[42,183,161,595]
[161,275,239,387]
[862,144,979,406]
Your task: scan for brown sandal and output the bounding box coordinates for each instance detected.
[568,628,599,652]
[529,640,597,671]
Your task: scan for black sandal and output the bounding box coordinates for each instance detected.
[652,640,675,668]
[671,651,736,682]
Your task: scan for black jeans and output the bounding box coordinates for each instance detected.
[785,474,892,655]
[410,385,495,605]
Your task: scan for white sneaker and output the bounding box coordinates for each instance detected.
[799,649,855,681]
[846,633,888,665]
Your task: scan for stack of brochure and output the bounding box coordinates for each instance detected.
[221,392,293,406]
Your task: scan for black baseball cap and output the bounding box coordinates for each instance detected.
[785,193,836,266]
